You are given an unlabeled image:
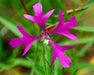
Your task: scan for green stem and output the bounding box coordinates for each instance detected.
[43,44,46,74]
[72,69,78,75]
[20,0,30,14]
[39,0,41,3]
[20,0,38,31]
[61,67,64,75]
[0,31,2,56]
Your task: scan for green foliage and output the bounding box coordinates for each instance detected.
[73,26,94,32]
[72,70,78,75]
[0,31,3,55]
[86,0,94,6]
[71,0,75,16]
[53,59,60,75]
[70,62,94,70]
[8,47,20,62]
[76,8,87,19]
[58,36,94,45]
[70,62,94,75]
[56,0,69,20]
[77,42,93,57]
[0,17,21,37]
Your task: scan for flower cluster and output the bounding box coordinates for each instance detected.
[9,3,77,68]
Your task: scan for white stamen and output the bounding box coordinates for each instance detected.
[44,39,49,44]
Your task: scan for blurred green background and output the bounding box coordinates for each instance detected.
[0,0,94,75]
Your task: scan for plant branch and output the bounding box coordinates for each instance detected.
[20,0,30,14]
[66,6,89,15]
[20,0,38,31]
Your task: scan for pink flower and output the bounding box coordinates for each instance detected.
[9,3,77,68]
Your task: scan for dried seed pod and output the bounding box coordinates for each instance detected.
[46,24,58,32]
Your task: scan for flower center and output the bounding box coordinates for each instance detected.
[44,39,49,44]
[41,34,50,44]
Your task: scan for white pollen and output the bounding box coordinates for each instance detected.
[44,39,49,44]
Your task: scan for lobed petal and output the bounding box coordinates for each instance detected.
[24,3,54,32]
[58,31,78,40]
[56,9,64,30]
[50,51,56,67]
[51,30,77,40]
[52,9,64,32]
[58,52,71,67]
[63,16,77,30]
[59,9,64,25]
[43,9,55,25]
[9,38,24,48]
[68,16,77,28]
[22,42,33,56]
[33,3,43,17]
[24,14,41,25]
[49,40,75,67]
[9,26,43,56]
[49,9,78,40]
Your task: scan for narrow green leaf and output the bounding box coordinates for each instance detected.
[30,68,35,75]
[0,58,34,72]
[76,0,93,19]
[56,0,69,20]
[8,47,20,62]
[0,31,3,57]
[54,59,60,75]
[58,36,94,45]
[72,70,78,75]
[73,26,94,32]
[61,68,64,75]
[85,0,94,6]
[70,62,94,70]
[71,0,75,16]
[77,42,93,57]
[0,17,21,37]
[76,8,87,19]
[27,57,44,73]
[1,27,8,37]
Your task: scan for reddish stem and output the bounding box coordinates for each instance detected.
[20,0,38,31]
[20,0,29,14]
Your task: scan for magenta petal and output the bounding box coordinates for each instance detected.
[63,16,77,30]
[24,14,45,31]
[57,45,75,52]
[43,9,55,25]
[24,14,46,31]
[24,3,54,32]
[58,52,71,67]
[17,26,31,37]
[49,9,77,40]
[24,14,41,25]
[22,43,33,56]
[59,31,78,40]
[52,9,64,31]
[50,51,56,67]
[33,3,43,17]
[50,30,77,40]
[68,16,77,29]
[59,9,64,25]
[9,38,24,48]
[9,26,42,56]
[49,40,74,67]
